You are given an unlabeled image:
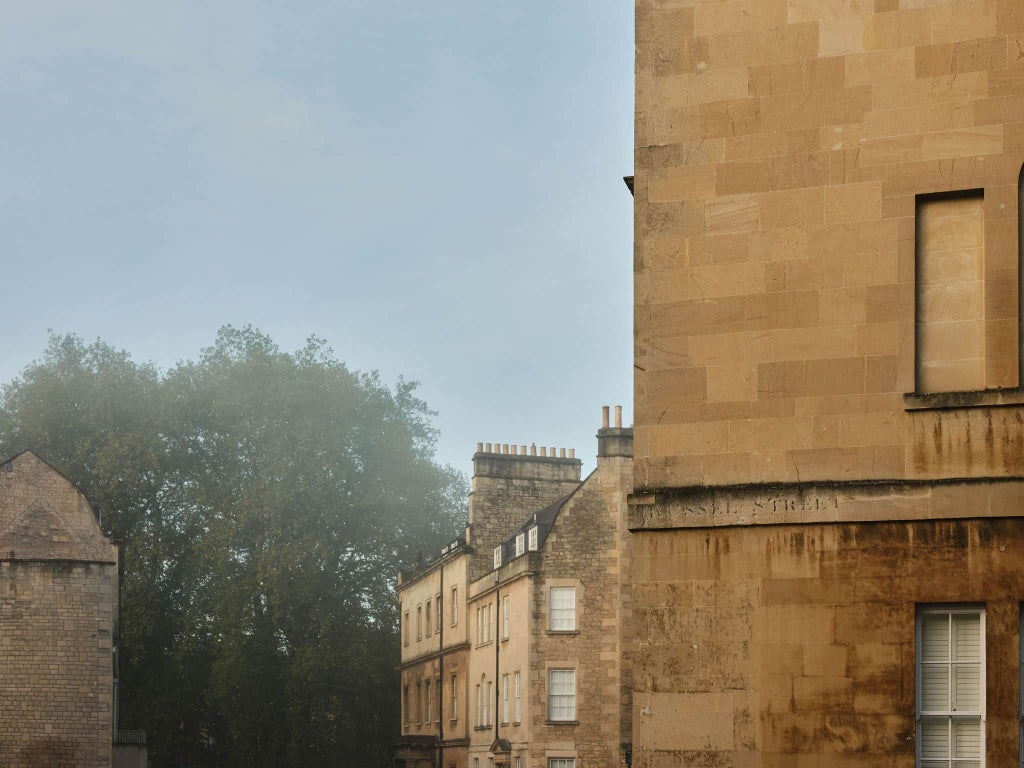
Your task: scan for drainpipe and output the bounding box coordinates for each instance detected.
[494,578,500,747]
[438,563,444,768]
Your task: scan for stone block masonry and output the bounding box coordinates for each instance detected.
[0,452,118,768]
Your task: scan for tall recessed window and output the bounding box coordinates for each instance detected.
[451,673,458,719]
[502,673,510,723]
[514,671,521,723]
[528,526,538,551]
[451,586,458,626]
[916,191,986,393]
[550,587,576,631]
[417,605,422,641]
[503,595,510,639]
[477,603,491,644]
[426,600,432,636]
[548,669,576,721]
[917,606,985,767]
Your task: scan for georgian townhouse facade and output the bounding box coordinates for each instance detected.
[397,408,633,768]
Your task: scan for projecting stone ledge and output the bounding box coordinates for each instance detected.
[628,476,1024,531]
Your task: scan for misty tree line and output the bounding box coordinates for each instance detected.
[0,327,466,767]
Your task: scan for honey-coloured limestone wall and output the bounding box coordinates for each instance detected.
[467,451,581,582]
[526,448,634,768]
[634,0,1024,491]
[0,451,118,768]
[632,516,1024,768]
[0,561,117,767]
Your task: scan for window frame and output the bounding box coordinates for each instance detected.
[548,668,576,722]
[502,673,510,724]
[514,671,521,723]
[403,684,410,730]
[451,672,458,720]
[528,526,538,551]
[916,604,986,768]
[426,599,432,637]
[549,586,576,632]
[515,533,525,557]
[451,586,458,626]
[503,595,510,639]
[476,602,491,644]
[494,545,502,569]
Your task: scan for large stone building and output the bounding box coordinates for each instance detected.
[630,0,1024,765]
[0,451,119,767]
[396,408,633,768]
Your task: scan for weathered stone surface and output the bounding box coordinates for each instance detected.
[0,452,116,768]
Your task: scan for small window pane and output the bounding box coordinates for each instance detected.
[921,664,950,712]
[953,718,981,758]
[920,718,949,759]
[953,664,981,711]
[922,614,950,661]
[952,614,981,661]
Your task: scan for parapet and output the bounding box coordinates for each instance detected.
[472,442,582,483]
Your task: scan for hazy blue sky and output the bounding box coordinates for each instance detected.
[0,0,634,476]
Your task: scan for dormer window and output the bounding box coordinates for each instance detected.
[515,533,525,557]
[528,526,538,551]
[493,545,502,569]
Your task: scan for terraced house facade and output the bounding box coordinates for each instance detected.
[396,408,633,768]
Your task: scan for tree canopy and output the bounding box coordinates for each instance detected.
[0,327,467,767]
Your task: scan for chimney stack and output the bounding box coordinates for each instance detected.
[597,404,633,459]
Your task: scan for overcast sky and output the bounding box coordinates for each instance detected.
[0,0,633,477]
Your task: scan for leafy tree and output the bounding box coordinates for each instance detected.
[0,327,466,767]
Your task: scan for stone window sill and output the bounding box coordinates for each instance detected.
[545,719,579,726]
[546,629,579,636]
[903,388,1024,411]
[473,725,492,731]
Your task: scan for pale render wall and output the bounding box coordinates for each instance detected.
[398,551,470,748]
[467,586,498,760]
[496,576,531,754]
[634,0,1024,490]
